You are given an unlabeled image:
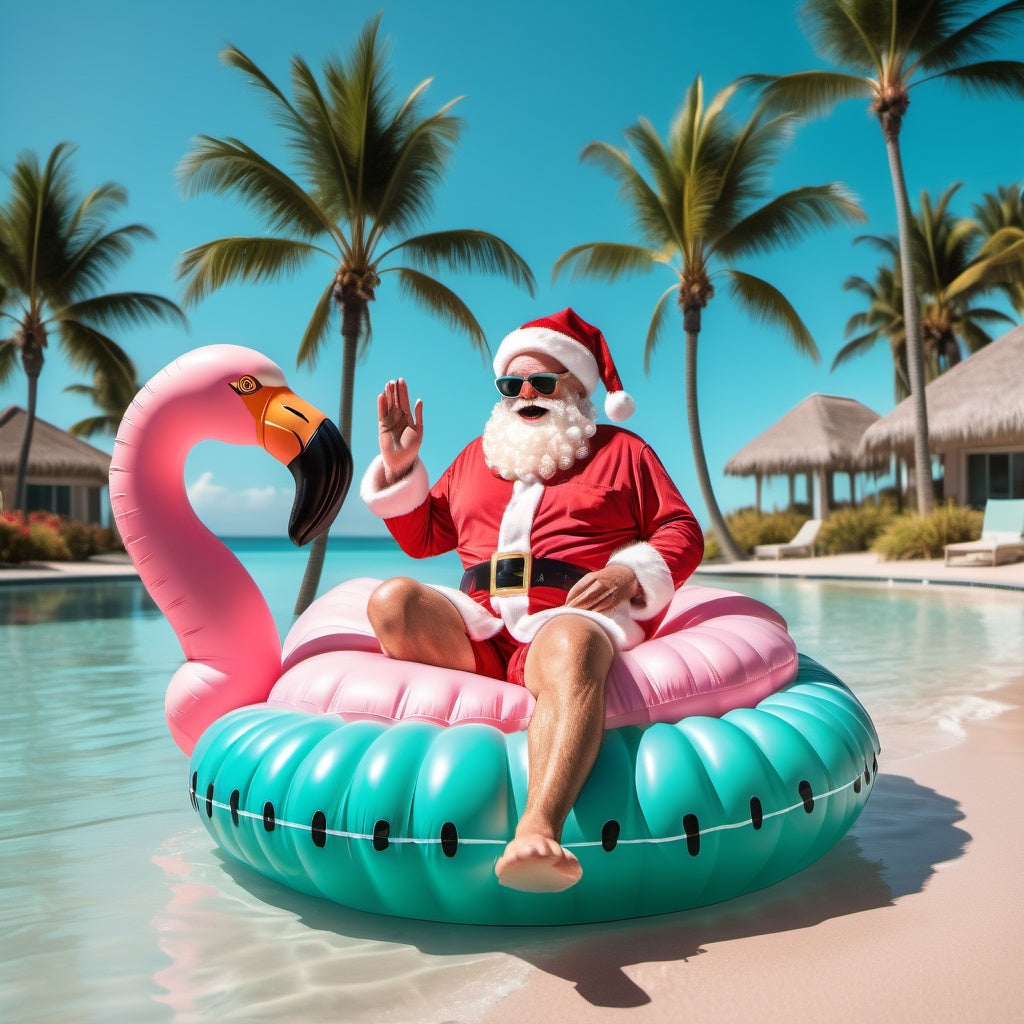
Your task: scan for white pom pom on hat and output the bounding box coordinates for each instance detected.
[492,308,635,421]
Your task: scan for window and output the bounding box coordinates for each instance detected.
[967,452,1024,507]
[24,484,72,516]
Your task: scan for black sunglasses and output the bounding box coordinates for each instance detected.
[494,372,569,398]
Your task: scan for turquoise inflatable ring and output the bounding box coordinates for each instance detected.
[188,655,878,926]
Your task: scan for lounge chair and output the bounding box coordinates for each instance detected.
[753,519,823,560]
[944,499,1024,566]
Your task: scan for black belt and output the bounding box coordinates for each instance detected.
[459,553,588,597]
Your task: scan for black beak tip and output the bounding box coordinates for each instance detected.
[287,419,353,547]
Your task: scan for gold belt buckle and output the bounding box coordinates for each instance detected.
[490,551,532,597]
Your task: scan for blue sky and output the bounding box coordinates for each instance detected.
[3,0,1022,537]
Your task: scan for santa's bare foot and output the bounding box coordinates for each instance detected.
[494,833,582,893]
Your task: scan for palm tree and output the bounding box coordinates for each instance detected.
[839,185,1017,383]
[64,363,140,438]
[970,183,1024,314]
[0,143,186,511]
[177,16,536,612]
[553,76,864,562]
[835,257,910,400]
[748,0,1024,515]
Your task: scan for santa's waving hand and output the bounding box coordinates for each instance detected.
[377,378,423,486]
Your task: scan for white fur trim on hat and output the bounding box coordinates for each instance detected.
[607,541,675,621]
[493,327,600,395]
[605,390,636,422]
[360,455,431,519]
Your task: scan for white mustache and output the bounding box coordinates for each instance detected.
[507,395,560,414]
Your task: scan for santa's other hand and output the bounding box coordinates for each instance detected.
[565,565,640,613]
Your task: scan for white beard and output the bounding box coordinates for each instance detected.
[482,393,598,483]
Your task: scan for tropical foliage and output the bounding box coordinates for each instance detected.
[750,0,1024,515]
[836,183,1019,396]
[64,365,141,438]
[177,15,535,610]
[0,143,185,510]
[872,502,983,560]
[554,75,863,561]
[968,182,1024,314]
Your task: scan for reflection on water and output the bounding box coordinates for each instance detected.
[0,562,1019,1023]
[0,579,158,625]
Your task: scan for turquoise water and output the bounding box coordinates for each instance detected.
[2,538,1022,1023]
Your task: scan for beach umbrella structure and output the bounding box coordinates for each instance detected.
[0,407,111,523]
[859,324,1024,508]
[725,394,888,518]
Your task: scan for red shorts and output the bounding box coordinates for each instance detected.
[471,628,531,686]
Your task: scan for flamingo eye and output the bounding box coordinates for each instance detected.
[230,375,262,395]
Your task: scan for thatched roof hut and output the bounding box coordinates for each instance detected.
[860,324,1024,458]
[0,407,111,521]
[725,394,887,517]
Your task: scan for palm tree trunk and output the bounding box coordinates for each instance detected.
[683,311,744,562]
[14,338,44,511]
[882,129,934,515]
[293,299,362,615]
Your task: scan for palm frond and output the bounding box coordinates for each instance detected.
[296,279,337,368]
[176,236,326,306]
[178,135,339,241]
[386,267,487,353]
[831,329,885,371]
[552,242,660,284]
[59,224,156,299]
[383,230,535,294]
[912,1,1024,73]
[64,414,121,439]
[742,71,873,118]
[643,286,678,373]
[0,339,18,384]
[925,59,1024,97]
[725,269,819,362]
[580,139,678,249]
[55,319,134,378]
[714,184,864,260]
[57,292,187,332]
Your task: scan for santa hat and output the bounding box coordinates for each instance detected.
[492,308,636,422]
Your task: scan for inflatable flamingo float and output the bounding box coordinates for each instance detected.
[112,346,879,925]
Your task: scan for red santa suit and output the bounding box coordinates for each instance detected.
[360,424,704,651]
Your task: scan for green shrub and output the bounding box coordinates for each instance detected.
[0,511,121,563]
[816,505,896,555]
[871,503,983,560]
[702,507,808,561]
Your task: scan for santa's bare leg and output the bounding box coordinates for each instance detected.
[367,577,476,671]
[494,615,613,893]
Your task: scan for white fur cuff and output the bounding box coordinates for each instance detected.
[360,456,431,520]
[428,585,504,640]
[607,541,675,621]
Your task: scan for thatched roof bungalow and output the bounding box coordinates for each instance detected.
[859,324,1024,507]
[0,407,111,523]
[725,394,887,517]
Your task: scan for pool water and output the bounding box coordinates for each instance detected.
[1,539,1021,1023]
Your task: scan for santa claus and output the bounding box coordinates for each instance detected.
[360,308,704,893]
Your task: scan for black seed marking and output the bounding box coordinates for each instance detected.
[872,756,878,775]
[373,820,390,851]
[311,811,327,848]
[601,820,620,852]
[263,801,275,832]
[683,814,700,856]
[441,822,458,858]
[854,776,862,794]
[205,783,214,819]
[864,765,871,785]
[750,797,763,830]
[190,771,198,811]
[799,780,814,813]
[229,789,240,826]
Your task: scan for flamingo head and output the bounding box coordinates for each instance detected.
[228,366,353,546]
